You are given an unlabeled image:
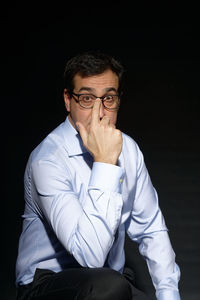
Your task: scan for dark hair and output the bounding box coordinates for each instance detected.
[64,51,125,95]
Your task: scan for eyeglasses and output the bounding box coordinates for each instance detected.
[71,92,120,111]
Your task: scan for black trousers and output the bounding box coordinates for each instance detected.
[16,267,151,300]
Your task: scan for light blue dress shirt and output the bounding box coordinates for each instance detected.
[16,116,181,300]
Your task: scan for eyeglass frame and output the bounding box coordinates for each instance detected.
[70,92,121,111]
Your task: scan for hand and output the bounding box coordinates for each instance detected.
[76,100,122,165]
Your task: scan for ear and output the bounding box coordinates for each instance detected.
[64,89,71,112]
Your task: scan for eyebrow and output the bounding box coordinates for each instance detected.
[78,87,94,93]
[78,87,118,93]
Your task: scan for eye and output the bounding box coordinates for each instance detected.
[104,95,114,101]
[81,95,93,101]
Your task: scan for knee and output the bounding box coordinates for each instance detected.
[80,268,132,300]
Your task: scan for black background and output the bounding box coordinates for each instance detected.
[2,2,200,299]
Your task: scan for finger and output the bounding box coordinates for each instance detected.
[109,123,116,129]
[76,122,88,145]
[100,115,110,126]
[91,99,101,125]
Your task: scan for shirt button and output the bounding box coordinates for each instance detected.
[120,178,123,183]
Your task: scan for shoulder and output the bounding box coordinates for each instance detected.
[121,132,145,169]
[122,132,141,155]
[28,121,68,169]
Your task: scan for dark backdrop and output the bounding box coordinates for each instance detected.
[2,3,200,300]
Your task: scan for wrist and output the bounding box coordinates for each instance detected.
[89,162,125,193]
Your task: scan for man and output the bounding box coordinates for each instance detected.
[16,52,181,300]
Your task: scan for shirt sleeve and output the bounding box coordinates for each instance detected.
[126,144,181,300]
[31,159,125,268]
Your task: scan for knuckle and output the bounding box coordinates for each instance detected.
[115,129,122,135]
[102,116,109,123]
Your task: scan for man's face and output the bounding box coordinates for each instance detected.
[64,69,119,132]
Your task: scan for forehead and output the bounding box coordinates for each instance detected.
[73,69,119,91]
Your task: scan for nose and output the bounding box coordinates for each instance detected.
[99,100,106,119]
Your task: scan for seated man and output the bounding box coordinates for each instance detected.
[16,52,181,300]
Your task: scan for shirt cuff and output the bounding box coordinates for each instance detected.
[89,162,125,193]
[157,289,181,300]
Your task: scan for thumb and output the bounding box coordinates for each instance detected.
[76,122,88,145]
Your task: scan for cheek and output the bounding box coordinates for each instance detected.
[109,112,118,125]
[74,108,92,124]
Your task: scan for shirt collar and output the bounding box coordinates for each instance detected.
[62,116,88,156]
